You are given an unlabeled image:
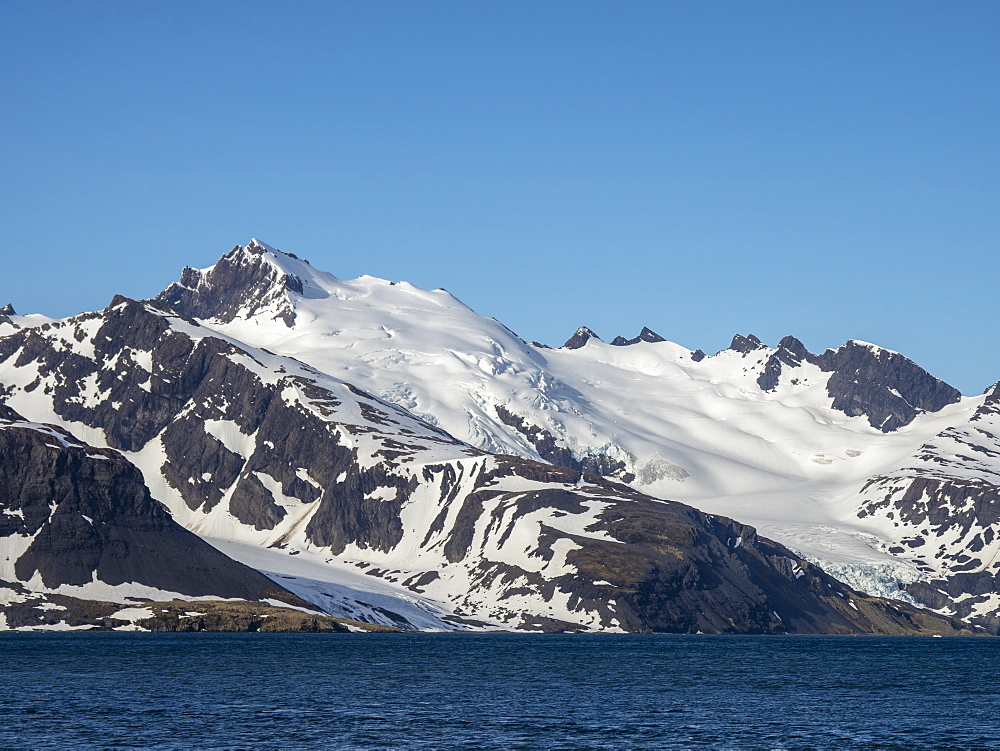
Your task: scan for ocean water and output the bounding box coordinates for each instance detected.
[1,633,997,750]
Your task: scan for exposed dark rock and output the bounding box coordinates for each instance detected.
[157,239,307,326]
[494,404,635,482]
[572,498,976,635]
[777,335,809,360]
[305,466,416,555]
[0,304,18,332]
[814,341,961,432]
[690,349,706,362]
[757,335,810,392]
[854,380,1000,630]
[0,584,392,632]
[637,326,666,343]
[228,472,287,531]
[752,336,960,431]
[728,333,766,355]
[494,404,580,469]
[562,327,601,350]
[610,327,667,346]
[579,454,635,484]
[0,406,305,604]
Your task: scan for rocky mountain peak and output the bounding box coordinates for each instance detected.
[0,304,16,330]
[776,335,809,359]
[757,335,812,392]
[728,333,766,355]
[610,327,667,346]
[969,381,1000,422]
[563,326,602,350]
[156,240,312,326]
[811,341,961,432]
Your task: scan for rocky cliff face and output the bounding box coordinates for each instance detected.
[0,297,972,634]
[756,337,961,431]
[0,403,306,609]
[157,239,308,326]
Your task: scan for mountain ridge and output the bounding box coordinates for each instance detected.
[1,238,996,632]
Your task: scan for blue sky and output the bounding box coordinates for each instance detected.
[2,1,998,393]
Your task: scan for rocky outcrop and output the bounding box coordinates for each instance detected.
[562,327,601,349]
[438,457,976,635]
[610,327,667,346]
[0,582,389,632]
[0,304,16,331]
[0,404,306,604]
[814,341,961,432]
[754,336,961,432]
[493,404,635,482]
[157,239,307,325]
[577,496,974,635]
[757,335,810,392]
[728,333,766,355]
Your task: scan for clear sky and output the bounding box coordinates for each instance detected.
[2,1,998,393]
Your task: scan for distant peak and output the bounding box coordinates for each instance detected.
[237,238,307,264]
[728,333,766,355]
[0,303,15,316]
[610,326,667,347]
[776,335,809,359]
[248,237,276,252]
[638,326,666,343]
[156,239,322,326]
[563,327,602,350]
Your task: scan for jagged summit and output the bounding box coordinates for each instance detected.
[563,326,602,349]
[156,239,329,326]
[751,335,962,431]
[244,237,310,264]
[727,333,766,355]
[0,304,15,316]
[610,327,667,346]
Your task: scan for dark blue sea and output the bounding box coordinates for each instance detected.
[1,633,997,750]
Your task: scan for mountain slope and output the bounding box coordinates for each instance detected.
[854,382,1000,629]
[0,402,309,627]
[150,241,990,613]
[0,292,970,634]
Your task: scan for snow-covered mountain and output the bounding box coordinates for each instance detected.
[151,239,1000,627]
[0,274,974,634]
[855,381,1000,629]
[1,237,996,632]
